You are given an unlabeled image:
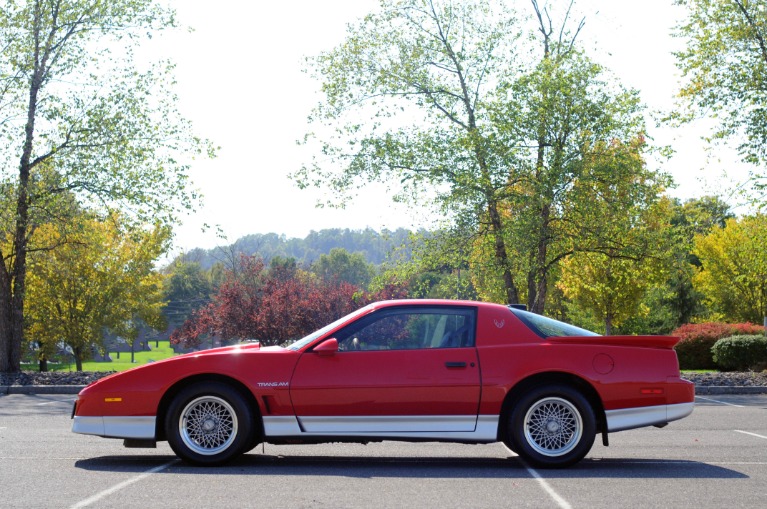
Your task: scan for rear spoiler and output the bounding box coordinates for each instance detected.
[546,335,680,349]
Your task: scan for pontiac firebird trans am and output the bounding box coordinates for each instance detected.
[71,300,695,468]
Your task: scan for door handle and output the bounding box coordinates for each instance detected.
[445,361,467,368]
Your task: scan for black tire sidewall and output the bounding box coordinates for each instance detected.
[166,382,253,466]
[509,384,596,468]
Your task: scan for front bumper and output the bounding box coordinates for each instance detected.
[71,415,156,439]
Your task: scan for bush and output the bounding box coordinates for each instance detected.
[711,335,767,371]
[671,322,764,370]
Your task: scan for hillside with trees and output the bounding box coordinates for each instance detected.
[177,228,415,270]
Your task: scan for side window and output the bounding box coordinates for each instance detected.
[335,307,475,351]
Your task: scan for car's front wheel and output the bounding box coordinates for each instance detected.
[507,384,596,468]
[166,382,254,466]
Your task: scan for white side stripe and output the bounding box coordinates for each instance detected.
[263,415,499,441]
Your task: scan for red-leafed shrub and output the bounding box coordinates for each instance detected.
[170,255,410,349]
[671,322,765,370]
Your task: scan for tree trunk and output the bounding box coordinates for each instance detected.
[528,203,551,315]
[74,346,83,372]
[487,199,521,305]
[0,266,12,372]
[0,2,47,373]
[605,313,613,335]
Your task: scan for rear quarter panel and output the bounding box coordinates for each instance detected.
[474,305,691,414]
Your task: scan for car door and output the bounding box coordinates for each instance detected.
[289,305,481,433]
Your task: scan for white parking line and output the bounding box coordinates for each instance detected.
[695,396,744,408]
[69,460,177,509]
[735,430,767,440]
[36,400,72,406]
[526,465,572,509]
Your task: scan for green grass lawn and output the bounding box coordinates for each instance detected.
[51,340,179,372]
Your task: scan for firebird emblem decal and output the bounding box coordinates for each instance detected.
[257,382,289,387]
[494,319,505,329]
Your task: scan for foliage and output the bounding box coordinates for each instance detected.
[311,248,375,288]
[489,44,662,313]
[296,0,666,314]
[25,213,170,371]
[558,254,655,335]
[693,215,767,322]
[295,0,536,307]
[179,228,414,270]
[616,196,735,335]
[373,229,478,300]
[711,334,767,371]
[0,0,212,372]
[170,256,408,349]
[673,0,767,176]
[672,322,764,369]
[554,138,672,333]
[672,196,736,241]
[161,259,212,331]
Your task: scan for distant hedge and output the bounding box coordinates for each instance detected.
[671,323,764,370]
[711,335,767,371]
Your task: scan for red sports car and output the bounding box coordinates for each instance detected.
[71,300,694,468]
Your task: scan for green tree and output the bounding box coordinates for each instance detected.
[667,196,735,323]
[162,260,212,331]
[491,54,655,312]
[674,0,767,172]
[372,229,477,300]
[693,214,767,323]
[674,195,735,237]
[0,0,211,372]
[616,196,735,335]
[295,0,527,305]
[559,253,661,335]
[554,139,671,334]
[296,0,661,314]
[26,214,170,371]
[312,248,375,288]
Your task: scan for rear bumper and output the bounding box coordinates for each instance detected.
[605,402,694,432]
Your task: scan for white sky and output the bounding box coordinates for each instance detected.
[159,0,750,254]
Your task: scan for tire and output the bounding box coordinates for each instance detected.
[166,382,255,466]
[507,384,596,468]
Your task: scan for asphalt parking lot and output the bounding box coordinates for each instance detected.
[1,393,765,508]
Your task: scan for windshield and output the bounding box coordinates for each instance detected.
[286,306,371,350]
[509,307,600,338]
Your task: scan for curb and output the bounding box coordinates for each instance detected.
[3,385,767,396]
[1,385,84,395]
[693,385,767,395]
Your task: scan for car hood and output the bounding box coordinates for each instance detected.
[79,342,295,395]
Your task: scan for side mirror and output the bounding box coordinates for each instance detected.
[313,338,339,356]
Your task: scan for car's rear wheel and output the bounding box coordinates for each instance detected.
[507,384,596,468]
[166,382,254,466]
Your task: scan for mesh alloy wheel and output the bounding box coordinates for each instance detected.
[507,384,596,468]
[179,395,239,456]
[166,382,256,465]
[523,396,583,457]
